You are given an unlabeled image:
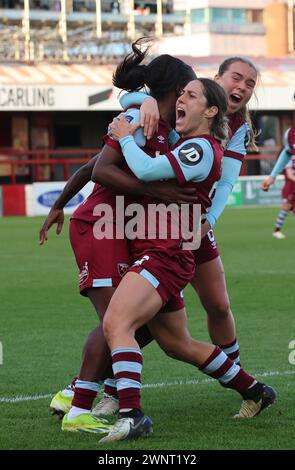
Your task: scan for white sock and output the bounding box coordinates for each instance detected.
[67,406,89,420]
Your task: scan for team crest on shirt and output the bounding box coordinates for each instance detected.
[178,143,203,166]
[79,261,89,285]
[118,263,130,278]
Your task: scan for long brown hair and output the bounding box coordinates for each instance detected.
[198,78,229,142]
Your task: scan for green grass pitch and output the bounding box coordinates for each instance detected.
[0,207,294,450]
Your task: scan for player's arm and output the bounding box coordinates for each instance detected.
[205,157,242,229]
[120,135,212,181]
[120,136,175,180]
[203,123,248,230]
[92,143,151,195]
[120,92,159,139]
[111,116,213,182]
[120,91,151,108]
[92,123,198,203]
[120,92,182,144]
[262,129,293,191]
[92,109,157,193]
[39,154,98,245]
[261,149,292,191]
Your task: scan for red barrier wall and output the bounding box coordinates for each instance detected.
[2,185,26,216]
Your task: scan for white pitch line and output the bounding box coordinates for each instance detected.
[0,369,294,404]
[0,393,53,404]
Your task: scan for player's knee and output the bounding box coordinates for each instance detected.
[102,307,120,343]
[205,298,231,318]
[102,315,112,343]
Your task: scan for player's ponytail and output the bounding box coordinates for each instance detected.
[113,37,196,98]
[112,38,149,91]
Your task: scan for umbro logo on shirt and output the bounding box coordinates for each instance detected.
[133,255,150,267]
[157,135,166,143]
[79,261,89,285]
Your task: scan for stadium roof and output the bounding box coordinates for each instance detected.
[0,56,294,111]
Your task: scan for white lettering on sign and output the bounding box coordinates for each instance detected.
[0,87,55,107]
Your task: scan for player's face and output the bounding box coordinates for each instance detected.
[175,80,214,137]
[215,61,257,115]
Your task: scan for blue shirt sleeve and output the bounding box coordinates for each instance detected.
[206,156,242,228]
[119,136,213,183]
[122,108,146,147]
[169,129,180,147]
[119,135,175,181]
[285,159,293,169]
[284,127,293,152]
[119,91,150,109]
[167,138,214,183]
[225,122,250,158]
[270,129,292,178]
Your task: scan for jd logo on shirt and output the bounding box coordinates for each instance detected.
[178,143,203,165]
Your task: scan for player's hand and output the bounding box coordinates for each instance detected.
[148,181,198,204]
[108,114,140,141]
[39,207,64,245]
[108,113,124,136]
[261,176,275,192]
[140,97,159,140]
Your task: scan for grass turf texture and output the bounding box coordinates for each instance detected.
[0,207,294,450]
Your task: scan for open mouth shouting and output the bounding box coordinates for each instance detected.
[228,93,244,111]
[176,106,186,126]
